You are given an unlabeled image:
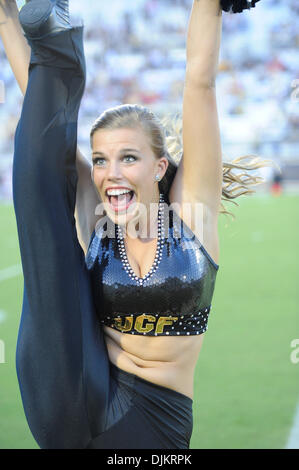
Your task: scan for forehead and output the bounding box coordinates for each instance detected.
[92,127,151,153]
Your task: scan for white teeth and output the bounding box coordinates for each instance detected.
[106,189,132,196]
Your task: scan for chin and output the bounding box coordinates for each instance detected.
[105,204,141,230]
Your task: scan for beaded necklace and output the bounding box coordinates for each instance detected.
[116,193,165,286]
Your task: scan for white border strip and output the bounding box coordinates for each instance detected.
[0,264,22,282]
[285,401,299,449]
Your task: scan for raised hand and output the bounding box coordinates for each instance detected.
[220,0,260,13]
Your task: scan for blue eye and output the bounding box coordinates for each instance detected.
[123,155,137,163]
[92,155,137,166]
[92,157,106,166]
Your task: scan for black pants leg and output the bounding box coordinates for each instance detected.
[13,27,110,449]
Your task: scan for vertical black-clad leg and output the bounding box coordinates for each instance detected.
[13,27,110,449]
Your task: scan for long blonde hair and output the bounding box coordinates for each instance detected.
[90,104,276,217]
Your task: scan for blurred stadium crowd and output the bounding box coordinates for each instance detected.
[0,0,298,199]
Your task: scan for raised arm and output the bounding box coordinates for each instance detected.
[0,0,99,253]
[169,0,222,257]
[185,0,222,88]
[75,148,101,253]
[0,0,30,95]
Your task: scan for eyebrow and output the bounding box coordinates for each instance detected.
[92,149,140,156]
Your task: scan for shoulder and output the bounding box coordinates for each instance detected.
[167,190,220,266]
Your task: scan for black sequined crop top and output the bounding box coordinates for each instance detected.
[85,194,219,336]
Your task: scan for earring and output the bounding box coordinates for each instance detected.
[155,174,160,182]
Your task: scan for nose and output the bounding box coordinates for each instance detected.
[106,160,122,181]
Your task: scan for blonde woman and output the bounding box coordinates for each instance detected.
[1,0,263,449]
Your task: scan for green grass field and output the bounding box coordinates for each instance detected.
[0,194,298,449]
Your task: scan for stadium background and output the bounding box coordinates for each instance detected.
[0,0,298,449]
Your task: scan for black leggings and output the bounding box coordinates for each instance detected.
[12,26,193,449]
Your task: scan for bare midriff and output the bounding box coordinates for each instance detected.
[103,325,206,400]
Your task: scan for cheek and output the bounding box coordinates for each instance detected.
[133,173,152,191]
[136,164,155,183]
[92,169,104,188]
[123,167,144,185]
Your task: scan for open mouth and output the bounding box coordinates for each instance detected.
[106,190,136,213]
